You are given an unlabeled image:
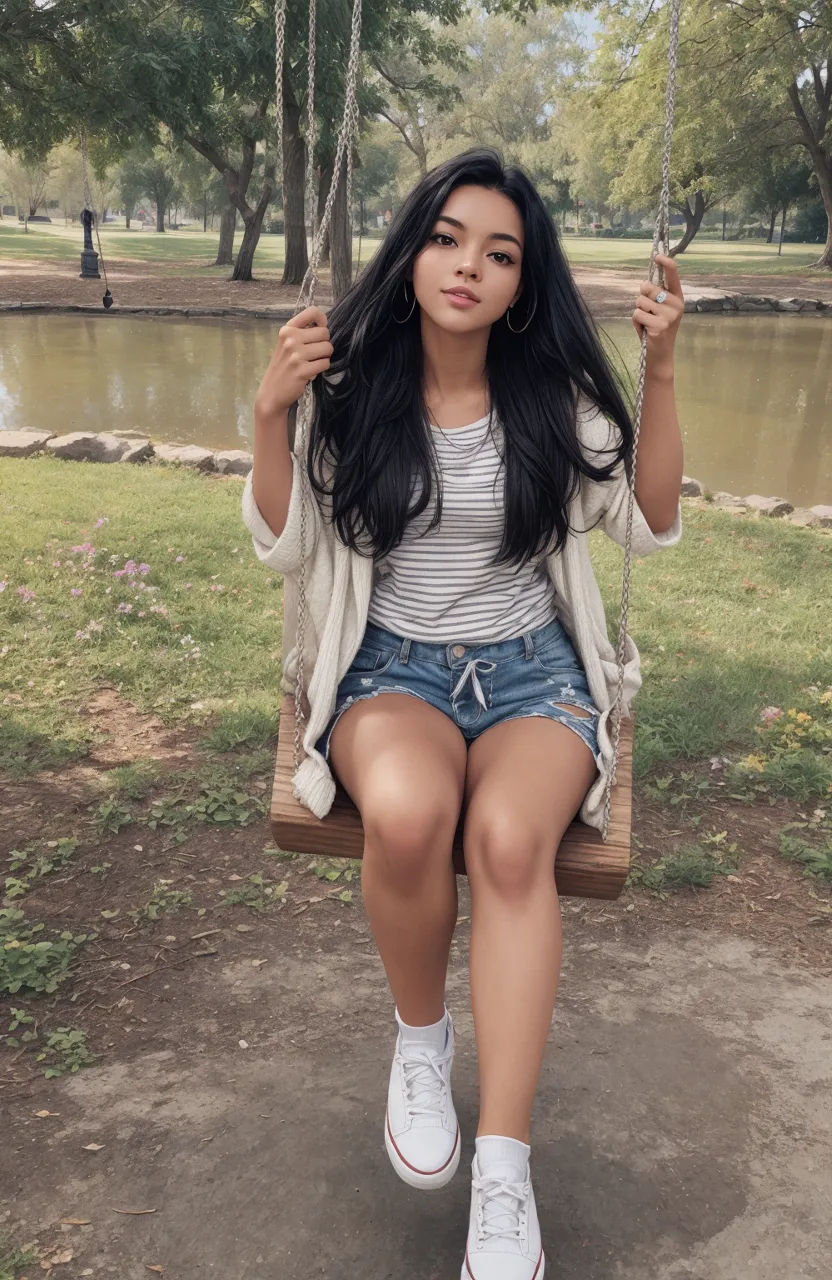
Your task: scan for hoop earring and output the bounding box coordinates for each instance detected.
[506,299,536,333]
[393,280,417,324]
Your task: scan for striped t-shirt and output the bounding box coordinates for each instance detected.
[367,414,558,644]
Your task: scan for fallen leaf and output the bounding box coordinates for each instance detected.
[34,1110,59,1118]
[60,1219,91,1226]
[111,1207,157,1216]
[227,873,243,882]
[146,1267,164,1274]
[765,892,781,900]
[236,923,254,933]
[251,959,267,968]
[83,1143,104,1152]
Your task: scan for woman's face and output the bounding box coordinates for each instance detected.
[411,185,524,334]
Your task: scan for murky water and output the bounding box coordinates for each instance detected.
[1,312,830,505]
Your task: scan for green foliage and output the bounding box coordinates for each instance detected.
[729,687,832,801]
[37,1027,95,1077]
[779,829,832,883]
[627,841,738,894]
[4,837,78,900]
[0,1230,38,1280]
[101,759,159,800]
[91,796,135,834]
[129,880,192,922]
[0,908,92,996]
[146,781,265,828]
[199,703,277,752]
[218,874,287,913]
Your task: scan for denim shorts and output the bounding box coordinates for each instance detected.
[314,615,601,766]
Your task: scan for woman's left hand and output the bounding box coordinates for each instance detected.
[632,253,684,372]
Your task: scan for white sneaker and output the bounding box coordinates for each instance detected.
[384,1010,460,1190]
[461,1144,545,1280]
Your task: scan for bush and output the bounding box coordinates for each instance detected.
[0,908,92,996]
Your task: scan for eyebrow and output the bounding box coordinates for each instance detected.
[435,214,523,253]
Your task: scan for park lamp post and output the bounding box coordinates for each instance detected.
[80,207,101,279]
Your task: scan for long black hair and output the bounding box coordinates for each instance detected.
[308,148,634,566]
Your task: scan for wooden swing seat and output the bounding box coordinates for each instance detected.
[270,695,634,900]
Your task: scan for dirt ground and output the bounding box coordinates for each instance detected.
[1,692,831,1278]
[3,254,832,319]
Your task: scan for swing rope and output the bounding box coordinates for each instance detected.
[275,0,682,843]
[80,131,112,300]
[602,0,682,839]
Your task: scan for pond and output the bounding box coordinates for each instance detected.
[1,312,830,505]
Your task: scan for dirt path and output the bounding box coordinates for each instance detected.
[3,256,831,319]
[1,688,831,1278]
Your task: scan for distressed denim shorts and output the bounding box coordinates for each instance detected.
[314,615,601,767]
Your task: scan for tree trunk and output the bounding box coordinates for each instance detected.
[812,156,832,269]
[126,210,131,230]
[155,203,165,233]
[231,196,270,282]
[671,190,706,254]
[778,203,787,257]
[316,161,333,265]
[215,203,237,265]
[282,94,309,286]
[330,154,352,300]
[766,207,777,244]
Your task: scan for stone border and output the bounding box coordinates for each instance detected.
[0,429,252,475]
[0,301,295,321]
[680,476,831,529]
[1,434,829,530]
[684,293,832,315]
[1,293,831,319]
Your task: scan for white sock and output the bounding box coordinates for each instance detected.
[475,1134,531,1182]
[395,1004,449,1052]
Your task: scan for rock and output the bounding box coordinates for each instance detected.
[109,429,153,441]
[711,491,746,509]
[695,295,729,312]
[744,494,794,518]
[736,297,774,311]
[46,432,134,463]
[810,504,832,528]
[0,429,55,457]
[820,301,832,315]
[215,449,253,476]
[153,443,217,471]
[776,297,806,312]
[788,507,820,529]
[121,440,153,464]
[680,476,703,497]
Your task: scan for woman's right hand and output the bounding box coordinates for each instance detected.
[254,305,334,421]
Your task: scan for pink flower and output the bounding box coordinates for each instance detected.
[95,517,109,527]
[53,560,61,568]
[184,583,192,590]
[175,555,184,563]
[760,706,783,721]
[139,563,151,575]
[17,586,35,602]
[71,588,83,597]
[117,602,133,614]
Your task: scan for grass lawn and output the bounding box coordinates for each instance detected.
[2,455,830,784]
[0,219,827,278]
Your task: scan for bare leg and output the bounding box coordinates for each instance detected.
[463,715,598,1143]
[330,694,467,1027]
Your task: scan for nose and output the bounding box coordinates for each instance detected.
[454,258,481,282]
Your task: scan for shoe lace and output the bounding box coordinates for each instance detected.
[473,1173,528,1245]
[400,1046,450,1118]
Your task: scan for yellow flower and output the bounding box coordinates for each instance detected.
[796,712,812,723]
[787,708,797,718]
[741,754,766,772]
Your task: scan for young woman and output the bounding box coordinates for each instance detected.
[244,149,684,1279]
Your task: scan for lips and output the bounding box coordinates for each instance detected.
[444,287,479,302]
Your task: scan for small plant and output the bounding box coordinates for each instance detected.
[219,874,288,913]
[0,1229,38,1280]
[199,705,277,753]
[92,796,134,834]
[644,770,713,808]
[309,857,358,884]
[730,687,832,801]
[0,908,92,996]
[130,880,193,922]
[779,827,832,883]
[5,1007,38,1048]
[4,837,79,899]
[627,844,738,894]
[100,759,159,801]
[145,782,265,829]
[37,1027,95,1077]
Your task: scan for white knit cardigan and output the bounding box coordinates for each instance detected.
[241,394,682,832]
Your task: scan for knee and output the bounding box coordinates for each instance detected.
[362,798,458,893]
[465,813,551,901]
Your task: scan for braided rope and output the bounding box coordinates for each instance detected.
[289,0,364,772]
[601,0,682,840]
[304,0,318,250]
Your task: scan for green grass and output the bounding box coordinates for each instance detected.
[0,218,826,278]
[0,455,283,776]
[0,221,379,276]
[2,456,830,783]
